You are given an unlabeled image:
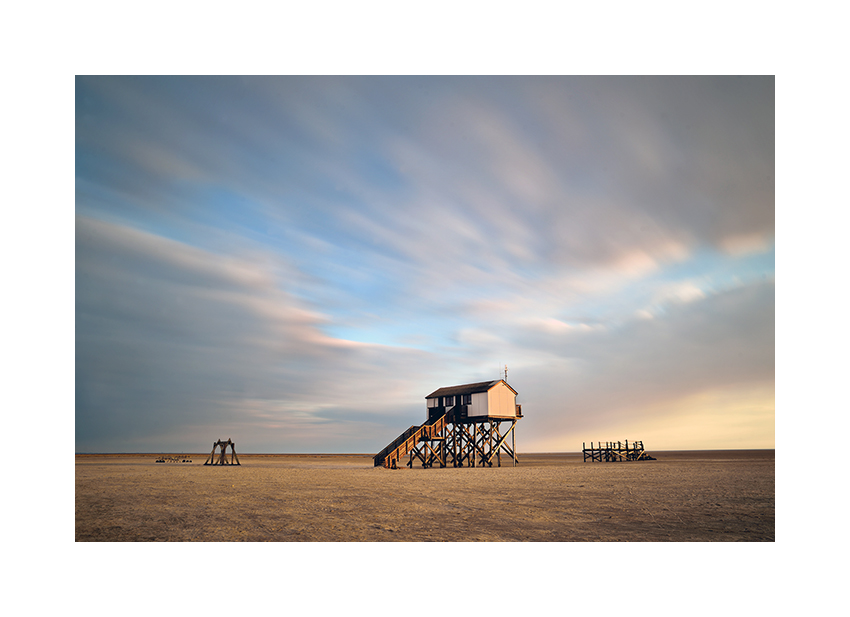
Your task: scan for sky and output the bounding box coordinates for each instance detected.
[75,76,774,453]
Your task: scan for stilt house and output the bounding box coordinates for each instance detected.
[374,379,523,469]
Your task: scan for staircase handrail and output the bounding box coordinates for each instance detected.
[373,425,418,465]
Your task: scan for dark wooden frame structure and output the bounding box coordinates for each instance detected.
[582,440,655,462]
[204,438,241,466]
[374,403,522,469]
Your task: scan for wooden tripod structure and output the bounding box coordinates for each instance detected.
[204,438,241,466]
[374,409,520,469]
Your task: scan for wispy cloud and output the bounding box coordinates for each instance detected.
[76,76,774,452]
[76,216,439,452]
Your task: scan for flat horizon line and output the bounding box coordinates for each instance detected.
[75,448,776,456]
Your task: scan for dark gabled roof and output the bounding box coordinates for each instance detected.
[425,379,517,399]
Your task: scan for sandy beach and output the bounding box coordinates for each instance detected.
[75,450,774,541]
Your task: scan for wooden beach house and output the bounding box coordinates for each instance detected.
[374,379,522,469]
[426,379,520,422]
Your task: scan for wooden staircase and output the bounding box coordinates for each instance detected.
[373,410,451,468]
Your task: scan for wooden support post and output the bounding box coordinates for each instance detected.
[488,422,493,467]
[512,420,516,467]
[452,422,458,467]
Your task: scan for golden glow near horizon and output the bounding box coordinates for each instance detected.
[532,382,775,452]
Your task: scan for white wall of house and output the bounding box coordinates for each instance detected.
[470,382,516,418]
[492,382,517,417]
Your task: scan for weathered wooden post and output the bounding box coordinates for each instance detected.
[512,420,516,467]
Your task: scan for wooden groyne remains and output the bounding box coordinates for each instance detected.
[582,440,655,462]
[155,455,192,463]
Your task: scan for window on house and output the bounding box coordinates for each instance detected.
[462,394,472,405]
[444,396,454,406]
